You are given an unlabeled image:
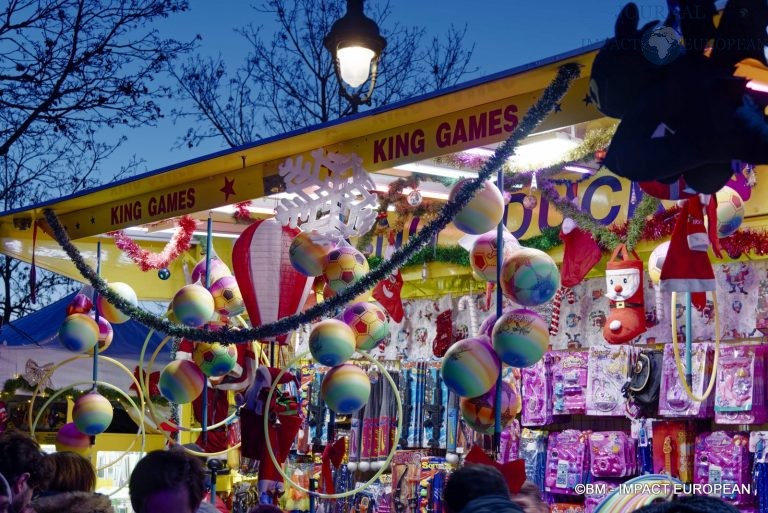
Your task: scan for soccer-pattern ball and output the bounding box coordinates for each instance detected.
[500,248,560,306]
[648,241,670,285]
[715,186,745,238]
[470,231,519,282]
[192,342,238,378]
[322,246,369,293]
[209,275,245,316]
[342,302,389,351]
[459,381,518,434]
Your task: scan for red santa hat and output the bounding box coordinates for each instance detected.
[660,195,719,294]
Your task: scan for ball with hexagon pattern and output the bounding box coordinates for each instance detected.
[322,246,369,294]
[459,381,519,434]
[192,341,238,377]
[341,302,389,351]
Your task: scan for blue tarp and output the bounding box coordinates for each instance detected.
[0,291,170,362]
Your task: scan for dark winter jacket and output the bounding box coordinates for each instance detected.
[31,491,114,513]
[460,495,524,513]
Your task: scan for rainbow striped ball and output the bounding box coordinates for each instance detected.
[172,284,215,327]
[500,248,560,306]
[459,381,519,434]
[96,282,138,324]
[56,423,91,455]
[321,364,371,414]
[159,360,206,404]
[342,302,389,351]
[441,336,501,398]
[73,392,114,436]
[290,231,336,277]
[59,313,99,353]
[322,246,369,293]
[209,275,245,316]
[309,319,356,366]
[66,293,93,316]
[88,316,113,354]
[193,342,238,377]
[449,179,505,235]
[192,258,232,285]
[492,309,548,367]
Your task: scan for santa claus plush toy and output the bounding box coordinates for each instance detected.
[603,244,646,344]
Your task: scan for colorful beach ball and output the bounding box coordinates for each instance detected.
[715,186,745,238]
[88,316,113,354]
[322,246,369,294]
[449,179,505,235]
[470,231,520,282]
[500,248,560,306]
[459,381,519,434]
[159,360,206,404]
[341,302,389,351]
[209,275,245,316]
[477,309,513,338]
[321,364,371,414]
[648,241,670,286]
[290,231,337,277]
[73,392,114,436]
[192,257,232,286]
[192,342,238,377]
[492,309,548,367]
[441,336,501,398]
[309,319,356,366]
[172,284,215,328]
[56,423,91,455]
[66,293,93,316]
[59,313,99,353]
[96,282,138,324]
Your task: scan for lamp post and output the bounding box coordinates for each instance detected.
[324,0,387,114]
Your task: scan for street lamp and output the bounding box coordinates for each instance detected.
[324,0,387,113]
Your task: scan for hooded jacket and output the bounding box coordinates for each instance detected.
[31,491,114,513]
[460,495,524,513]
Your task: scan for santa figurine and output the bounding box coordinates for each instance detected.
[603,244,647,344]
[240,366,302,502]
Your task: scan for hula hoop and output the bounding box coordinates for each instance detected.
[31,380,145,482]
[138,329,241,458]
[264,351,402,499]
[670,291,720,402]
[139,332,238,433]
[593,474,681,513]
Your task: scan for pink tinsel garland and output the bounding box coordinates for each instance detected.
[109,215,198,271]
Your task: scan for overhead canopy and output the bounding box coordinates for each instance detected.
[3,41,768,301]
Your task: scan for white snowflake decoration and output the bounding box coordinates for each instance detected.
[275,149,378,238]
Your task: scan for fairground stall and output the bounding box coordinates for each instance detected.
[5,3,768,512]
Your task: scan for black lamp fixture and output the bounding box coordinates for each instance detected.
[324,0,387,113]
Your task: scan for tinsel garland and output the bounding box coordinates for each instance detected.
[1,376,168,406]
[109,215,197,271]
[368,245,471,270]
[43,63,581,345]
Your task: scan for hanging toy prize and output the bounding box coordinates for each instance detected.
[603,244,646,344]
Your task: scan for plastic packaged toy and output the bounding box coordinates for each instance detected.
[586,345,630,416]
[652,421,695,482]
[715,346,768,425]
[659,342,714,418]
[545,429,590,495]
[551,352,589,416]
[589,431,637,478]
[521,355,553,426]
[520,428,548,492]
[694,431,752,506]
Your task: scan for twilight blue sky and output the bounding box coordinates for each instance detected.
[112,0,670,175]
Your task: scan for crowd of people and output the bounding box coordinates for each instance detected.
[0,429,743,513]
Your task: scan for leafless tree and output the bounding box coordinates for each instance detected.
[0,0,194,324]
[172,0,476,148]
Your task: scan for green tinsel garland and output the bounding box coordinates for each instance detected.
[43,63,582,345]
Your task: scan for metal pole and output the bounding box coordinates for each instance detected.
[493,168,505,456]
[685,292,693,387]
[202,216,213,446]
[92,241,101,389]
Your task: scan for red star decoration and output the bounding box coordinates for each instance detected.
[220,177,236,201]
